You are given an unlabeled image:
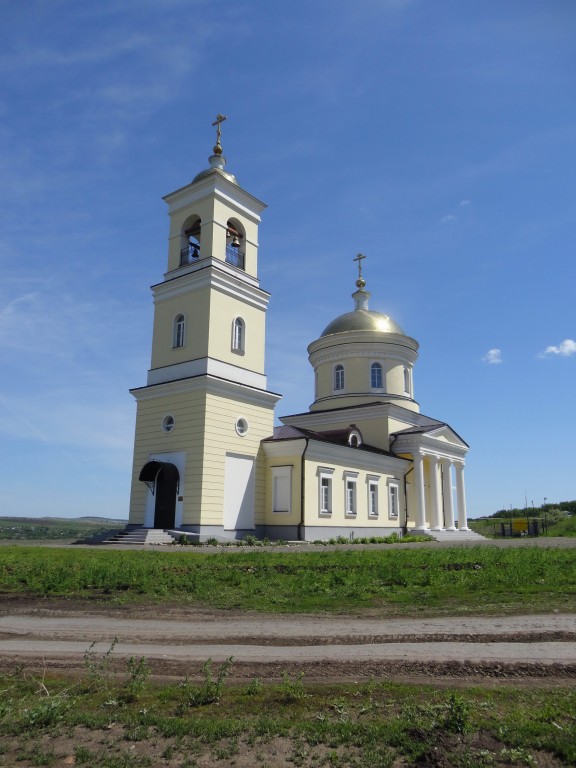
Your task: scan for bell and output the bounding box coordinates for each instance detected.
[231,235,241,248]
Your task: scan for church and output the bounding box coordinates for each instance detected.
[128,118,470,542]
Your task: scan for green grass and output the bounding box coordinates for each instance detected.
[0,545,575,615]
[1,666,575,766]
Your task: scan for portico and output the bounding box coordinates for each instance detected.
[391,425,469,532]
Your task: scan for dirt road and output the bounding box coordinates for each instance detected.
[1,604,575,683]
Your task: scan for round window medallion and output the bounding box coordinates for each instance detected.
[162,415,175,433]
[235,418,248,436]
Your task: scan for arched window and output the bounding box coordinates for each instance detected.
[173,314,185,348]
[334,364,344,391]
[404,366,411,395]
[371,362,383,389]
[226,218,245,270]
[232,317,245,353]
[181,216,201,265]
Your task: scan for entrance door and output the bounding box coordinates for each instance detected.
[154,464,179,528]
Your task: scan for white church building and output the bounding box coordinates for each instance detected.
[128,119,470,541]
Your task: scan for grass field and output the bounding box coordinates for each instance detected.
[1,545,576,765]
[1,544,575,615]
[1,656,575,767]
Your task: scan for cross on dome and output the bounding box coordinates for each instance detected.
[212,113,227,156]
[353,252,366,289]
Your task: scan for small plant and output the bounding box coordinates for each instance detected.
[122,655,150,701]
[177,534,190,545]
[444,692,471,734]
[243,534,259,546]
[180,657,234,708]
[244,677,263,696]
[205,537,219,545]
[82,637,118,692]
[279,670,307,701]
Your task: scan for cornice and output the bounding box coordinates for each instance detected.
[309,346,416,366]
[131,374,281,409]
[163,175,267,219]
[281,401,438,430]
[152,264,271,310]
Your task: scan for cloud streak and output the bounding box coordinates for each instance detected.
[539,339,576,358]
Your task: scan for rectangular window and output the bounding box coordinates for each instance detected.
[346,481,356,515]
[344,471,358,516]
[388,483,399,519]
[272,466,292,513]
[317,467,334,515]
[369,482,379,517]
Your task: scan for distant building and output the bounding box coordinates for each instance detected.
[128,124,470,541]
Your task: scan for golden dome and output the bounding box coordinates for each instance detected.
[320,309,405,337]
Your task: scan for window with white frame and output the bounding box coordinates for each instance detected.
[367,475,380,517]
[272,466,292,513]
[317,467,334,515]
[344,471,358,516]
[371,362,383,389]
[232,317,245,353]
[388,481,399,519]
[173,314,185,348]
[334,364,344,391]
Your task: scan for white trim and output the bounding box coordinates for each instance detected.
[387,480,400,519]
[344,471,358,517]
[232,316,245,354]
[147,357,267,390]
[317,466,335,516]
[153,266,269,310]
[370,360,384,391]
[333,363,345,392]
[367,475,380,518]
[132,374,281,409]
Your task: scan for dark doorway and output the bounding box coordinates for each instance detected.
[154,464,179,528]
[139,461,179,529]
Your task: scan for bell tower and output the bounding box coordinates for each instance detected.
[129,117,281,538]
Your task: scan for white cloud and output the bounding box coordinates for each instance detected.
[482,348,503,364]
[440,214,457,224]
[539,339,576,358]
[459,199,471,206]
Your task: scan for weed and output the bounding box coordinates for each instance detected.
[179,656,234,708]
[82,638,118,692]
[444,692,471,734]
[244,677,263,696]
[122,656,150,701]
[280,670,307,701]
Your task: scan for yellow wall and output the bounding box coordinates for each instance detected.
[150,289,210,369]
[263,454,303,528]
[208,289,266,373]
[129,388,207,525]
[303,456,404,528]
[201,392,275,525]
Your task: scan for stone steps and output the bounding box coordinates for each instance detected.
[102,527,178,545]
[422,529,487,543]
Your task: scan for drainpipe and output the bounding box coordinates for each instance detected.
[297,438,309,542]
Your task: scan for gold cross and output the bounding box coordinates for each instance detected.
[353,253,366,280]
[212,114,227,154]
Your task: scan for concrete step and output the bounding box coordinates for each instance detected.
[102,528,178,545]
[422,529,487,542]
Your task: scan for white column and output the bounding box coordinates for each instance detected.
[454,462,469,531]
[413,452,428,530]
[429,455,442,530]
[441,458,455,530]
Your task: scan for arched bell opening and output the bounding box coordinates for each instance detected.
[225,217,245,270]
[139,460,180,529]
[181,215,201,265]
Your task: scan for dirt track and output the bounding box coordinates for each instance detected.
[1,601,575,685]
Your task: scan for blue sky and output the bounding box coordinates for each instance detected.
[0,0,574,519]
